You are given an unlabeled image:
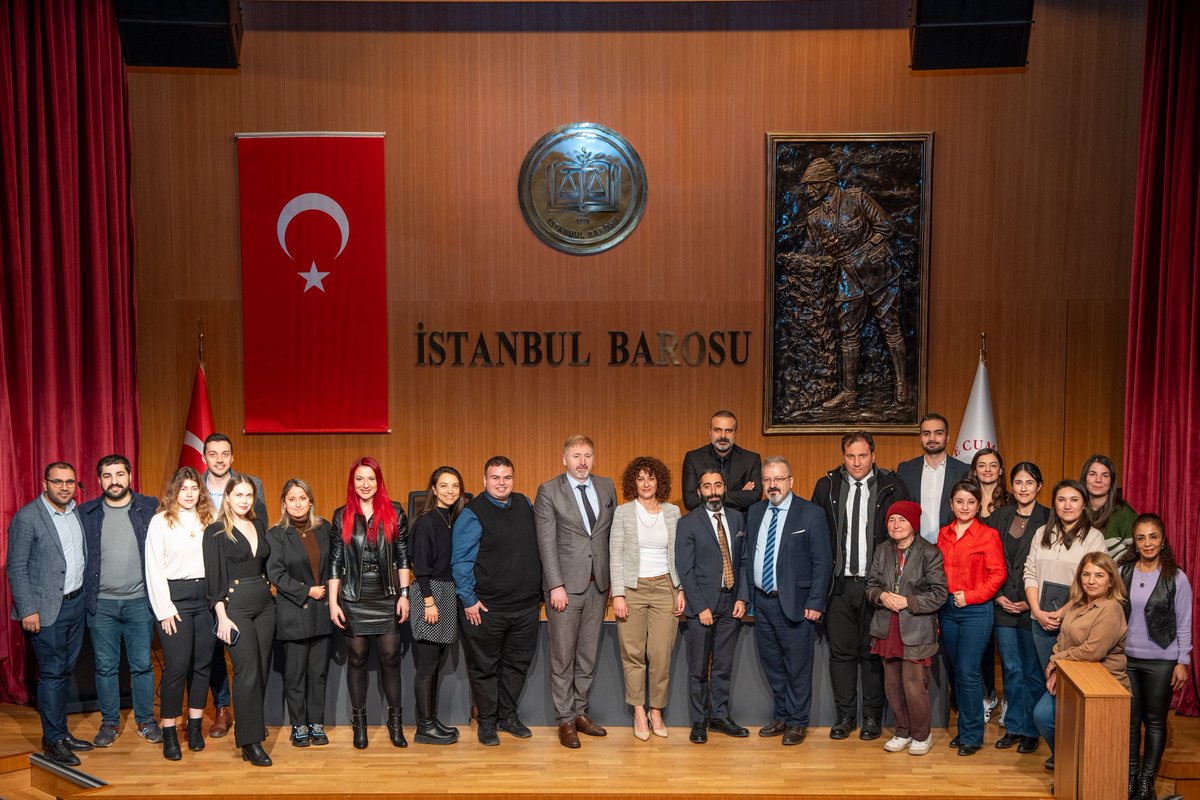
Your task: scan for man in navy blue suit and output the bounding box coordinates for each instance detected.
[744,456,833,745]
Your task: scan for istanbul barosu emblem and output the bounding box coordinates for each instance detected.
[518,122,648,255]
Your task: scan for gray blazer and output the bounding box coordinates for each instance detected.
[7,497,86,626]
[865,536,947,655]
[534,473,616,594]
[609,501,681,594]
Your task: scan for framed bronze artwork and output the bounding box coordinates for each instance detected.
[763,132,932,434]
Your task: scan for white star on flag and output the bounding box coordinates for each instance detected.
[298,262,330,292]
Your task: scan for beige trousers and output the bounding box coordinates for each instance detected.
[616,575,679,707]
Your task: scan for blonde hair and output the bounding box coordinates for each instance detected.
[158,467,216,528]
[1068,551,1127,608]
[216,473,257,541]
[276,477,324,530]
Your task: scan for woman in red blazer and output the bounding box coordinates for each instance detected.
[937,480,1006,755]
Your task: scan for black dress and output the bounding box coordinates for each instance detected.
[329,503,409,637]
[409,508,458,645]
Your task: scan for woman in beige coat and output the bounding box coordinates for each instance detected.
[610,456,684,740]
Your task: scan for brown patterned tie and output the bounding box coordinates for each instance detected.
[714,512,734,589]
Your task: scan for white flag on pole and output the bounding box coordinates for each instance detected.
[953,359,998,464]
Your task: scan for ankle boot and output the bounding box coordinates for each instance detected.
[414,678,457,744]
[241,742,272,767]
[186,718,205,751]
[351,707,368,750]
[1134,772,1156,800]
[387,706,408,748]
[430,674,459,738]
[161,725,181,761]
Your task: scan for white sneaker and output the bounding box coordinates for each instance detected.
[883,735,913,752]
[998,699,1009,728]
[983,693,998,724]
[909,736,933,755]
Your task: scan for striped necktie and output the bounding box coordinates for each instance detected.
[763,506,779,592]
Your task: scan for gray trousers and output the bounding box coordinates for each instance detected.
[545,581,607,724]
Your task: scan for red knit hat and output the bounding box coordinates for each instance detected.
[886,500,922,534]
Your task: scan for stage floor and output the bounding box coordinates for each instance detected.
[0,704,1064,800]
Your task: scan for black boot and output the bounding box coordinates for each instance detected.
[414,678,457,745]
[186,718,205,751]
[1134,772,1156,800]
[241,742,272,767]
[161,726,181,761]
[351,707,368,750]
[387,706,408,748]
[430,673,459,739]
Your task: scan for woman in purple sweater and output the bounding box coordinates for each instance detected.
[1119,513,1193,800]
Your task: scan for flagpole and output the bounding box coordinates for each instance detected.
[979,331,987,364]
[198,318,206,371]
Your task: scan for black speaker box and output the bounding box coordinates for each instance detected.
[910,0,1034,71]
[115,0,242,69]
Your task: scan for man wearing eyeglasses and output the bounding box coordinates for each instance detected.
[6,461,94,766]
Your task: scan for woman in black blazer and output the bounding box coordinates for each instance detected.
[988,461,1049,755]
[266,478,332,748]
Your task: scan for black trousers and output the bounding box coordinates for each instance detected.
[413,640,449,682]
[159,579,214,718]
[683,590,739,724]
[225,577,276,746]
[458,604,538,724]
[1128,656,1176,778]
[826,577,884,719]
[282,635,330,726]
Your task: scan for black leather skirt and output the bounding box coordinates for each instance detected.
[343,569,398,637]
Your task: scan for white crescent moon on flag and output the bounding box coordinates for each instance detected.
[276,193,350,260]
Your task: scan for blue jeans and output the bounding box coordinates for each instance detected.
[29,592,86,743]
[1033,690,1056,751]
[995,623,1042,738]
[86,598,156,726]
[1031,623,1058,675]
[939,600,993,747]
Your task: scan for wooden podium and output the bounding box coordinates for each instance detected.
[1054,659,1131,800]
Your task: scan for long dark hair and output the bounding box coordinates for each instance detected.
[968,447,1012,515]
[1038,479,1091,550]
[1080,454,1128,531]
[418,466,466,522]
[1117,512,1178,581]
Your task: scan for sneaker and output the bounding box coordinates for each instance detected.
[477,721,500,747]
[93,723,120,747]
[308,723,329,746]
[137,721,163,744]
[909,736,933,755]
[883,735,913,752]
[291,724,311,747]
[998,699,1009,728]
[983,693,998,725]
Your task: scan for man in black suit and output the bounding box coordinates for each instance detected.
[744,456,833,746]
[681,410,762,512]
[811,432,908,741]
[896,413,969,543]
[676,470,748,743]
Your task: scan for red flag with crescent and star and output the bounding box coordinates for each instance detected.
[178,363,214,471]
[236,133,388,432]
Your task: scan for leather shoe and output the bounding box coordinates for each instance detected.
[558,721,581,749]
[759,720,787,737]
[995,733,1021,749]
[829,717,856,739]
[574,714,606,737]
[1018,736,1041,754]
[209,705,232,738]
[43,739,80,766]
[498,717,532,738]
[65,734,94,751]
[241,742,272,767]
[782,726,807,746]
[949,735,961,748]
[689,722,708,744]
[1044,755,1055,770]
[958,744,981,756]
[859,717,881,741]
[708,717,749,737]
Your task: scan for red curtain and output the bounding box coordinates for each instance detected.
[1123,0,1200,716]
[0,0,138,703]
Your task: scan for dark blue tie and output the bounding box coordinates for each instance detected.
[577,483,596,535]
[763,506,779,592]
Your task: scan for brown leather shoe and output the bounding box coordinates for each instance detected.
[574,714,607,737]
[558,721,581,749]
[208,706,232,738]
[758,720,787,737]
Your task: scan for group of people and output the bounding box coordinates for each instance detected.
[6,412,1192,799]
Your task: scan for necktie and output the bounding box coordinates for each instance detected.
[577,483,597,534]
[849,481,862,576]
[714,512,734,589]
[763,506,779,593]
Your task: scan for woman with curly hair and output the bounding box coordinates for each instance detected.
[609,456,683,739]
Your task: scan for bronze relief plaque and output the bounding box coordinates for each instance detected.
[518,122,647,255]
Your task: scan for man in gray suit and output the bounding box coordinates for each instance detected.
[6,462,95,765]
[534,434,616,749]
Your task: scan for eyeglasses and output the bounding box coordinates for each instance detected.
[46,479,77,487]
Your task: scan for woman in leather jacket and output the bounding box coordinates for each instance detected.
[329,457,410,749]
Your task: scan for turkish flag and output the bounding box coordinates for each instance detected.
[178,363,214,472]
[236,134,388,432]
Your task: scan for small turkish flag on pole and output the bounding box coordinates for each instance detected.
[179,363,214,472]
[953,333,998,464]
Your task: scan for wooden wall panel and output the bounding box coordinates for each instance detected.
[128,0,1144,515]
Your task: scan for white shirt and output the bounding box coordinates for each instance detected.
[41,496,85,594]
[570,476,599,536]
[754,493,792,590]
[144,510,207,621]
[843,471,873,576]
[636,505,670,578]
[919,458,947,543]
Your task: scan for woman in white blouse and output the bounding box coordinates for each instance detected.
[609,456,684,740]
[144,467,217,761]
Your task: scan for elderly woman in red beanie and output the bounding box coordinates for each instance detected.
[866,500,948,756]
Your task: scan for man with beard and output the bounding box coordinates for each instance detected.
[744,457,833,746]
[200,433,267,738]
[676,470,748,743]
[79,455,162,747]
[534,435,616,748]
[682,410,762,512]
[7,462,93,765]
[897,413,969,544]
